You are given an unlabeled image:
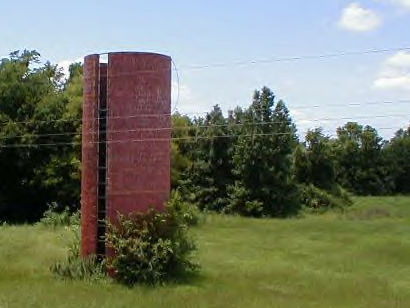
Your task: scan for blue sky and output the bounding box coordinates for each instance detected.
[1,0,410,138]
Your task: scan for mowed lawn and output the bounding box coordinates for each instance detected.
[1,197,410,308]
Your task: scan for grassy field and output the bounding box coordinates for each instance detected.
[1,196,410,307]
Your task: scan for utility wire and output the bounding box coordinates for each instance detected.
[2,132,301,148]
[171,59,180,113]
[91,46,410,72]
[0,113,409,141]
[0,117,81,126]
[0,125,407,148]
[180,46,410,70]
[1,99,410,127]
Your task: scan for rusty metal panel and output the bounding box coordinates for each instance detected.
[107,52,171,222]
[81,52,171,257]
[81,54,100,257]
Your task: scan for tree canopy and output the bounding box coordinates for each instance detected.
[0,50,409,222]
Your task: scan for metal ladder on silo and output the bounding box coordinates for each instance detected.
[96,69,107,259]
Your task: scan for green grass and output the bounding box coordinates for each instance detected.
[1,196,410,307]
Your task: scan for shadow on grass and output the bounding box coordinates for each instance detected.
[116,270,207,290]
[345,207,393,220]
[166,269,206,286]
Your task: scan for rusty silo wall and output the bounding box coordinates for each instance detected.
[81,54,100,256]
[81,52,171,257]
[107,52,171,223]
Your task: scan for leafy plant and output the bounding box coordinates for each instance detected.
[106,208,199,286]
[40,202,80,228]
[50,224,105,280]
[299,184,351,211]
[167,190,202,226]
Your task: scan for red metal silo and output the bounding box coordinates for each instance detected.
[81,54,100,257]
[81,52,172,257]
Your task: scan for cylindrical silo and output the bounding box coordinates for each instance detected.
[81,52,172,257]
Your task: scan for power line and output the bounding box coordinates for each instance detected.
[3,46,410,81]
[2,99,409,127]
[0,132,358,148]
[0,113,409,141]
[171,99,410,116]
[0,141,81,148]
[180,46,410,70]
[0,125,407,148]
[95,126,406,144]
[0,117,81,126]
[268,99,410,111]
[87,46,410,72]
[43,45,410,74]
[1,132,298,148]
[171,59,180,113]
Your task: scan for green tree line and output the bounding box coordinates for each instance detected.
[1,51,409,222]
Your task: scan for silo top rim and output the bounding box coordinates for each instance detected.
[85,52,171,60]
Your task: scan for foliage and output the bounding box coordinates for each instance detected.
[171,142,191,187]
[294,128,352,211]
[299,184,351,211]
[106,208,199,285]
[228,87,300,217]
[0,49,409,223]
[40,202,80,228]
[183,105,234,211]
[293,128,336,190]
[50,223,105,280]
[0,50,81,222]
[51,254,105,281]
[383,127,410,193]
[167,190,202,226]
[171,113,193,188]
[333,122,391,195]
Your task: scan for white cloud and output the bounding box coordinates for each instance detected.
[386,51,410,67]
[172,82,208,114]
[391,0,410,10]
[374,0,410,11]
[374,75,410,90]
[172,82,192,112]
[374,51,410,91]
[339,3,382,32]
[58,57,83,78]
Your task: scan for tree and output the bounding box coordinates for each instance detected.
[293,128,351,210]
[228,87,299,217]
[383,126,410,193]
[183,105,234,211]
[171,113,193,188]
[293,128,336,190]
[334,122,390,195]
[0,51,81,222]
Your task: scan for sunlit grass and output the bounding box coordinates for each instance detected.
[1,196,410,307]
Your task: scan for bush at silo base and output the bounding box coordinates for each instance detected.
[106,207,199,286]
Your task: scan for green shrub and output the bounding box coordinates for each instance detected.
[299,184,351,211]
[40,202,80,228]
[167,190,202,226]
[106,208,199,286]
[50,224,105,280]
[330,184,353,205]
[51,252,105,281]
